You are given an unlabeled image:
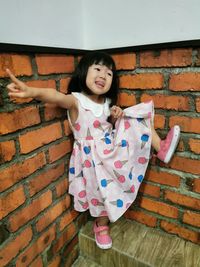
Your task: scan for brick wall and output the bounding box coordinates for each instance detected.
[0,47,200,266]
[114,49,200,244]
[0,53,88,267]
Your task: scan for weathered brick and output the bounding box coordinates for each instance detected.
[44,103,64,121]
[9,190,52,232]
[48,139,73,163]
[28,163,65,196]
[19,122,62,154]
[35,54,75,75]
[59,210,79,231]
[193,179,200,193]
[164,190,200,210]
[0,227,32,267]
[36,195,71,232]
[160,220,199,244]
[169,73,200,91]
[0,186,26,219]
[29,256,43,267]
[55,178,69,198]
[141,94,190,111]
[60,77,71,94]
[154,114,165,129]
[139,182,161,198]
[139,197,178,218]
[0,140,16,163]
[0,106,40,135]
[0,53,32,77]
[120,73,164,89]
[145,169,180,187]
[16,225,56,267]
[47,255,61,267]
[112,53,136,70]
[196,97,200,112]
[169,155,200,175]
[63,120,72,136]
[169,116,200,134]
[117,92,136,107]
[0,152,46,192]
[183,210,200,227]
[189,138,200,154]
[140,49,192,67]
[124,209,157,227]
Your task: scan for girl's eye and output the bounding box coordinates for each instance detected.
[107,72,112,77]
[95,68,100,71]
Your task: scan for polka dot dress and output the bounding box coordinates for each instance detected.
[68,93,154,222]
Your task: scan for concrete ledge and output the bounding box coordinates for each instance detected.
[77,218,200,267]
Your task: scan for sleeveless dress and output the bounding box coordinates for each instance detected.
[68,92,154,222]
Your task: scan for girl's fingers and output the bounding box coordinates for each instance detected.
[6,68,21,85]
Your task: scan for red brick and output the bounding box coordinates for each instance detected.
[63,120,72,136]
[47,255,61,267]
[164,190,200,210]
[36,195,71,232]
[124,209,157,227]
[146,169,180,187]
[183,210,200,227]
[0,227,32,267]
[0,186,26,219]
[9,190,52,232]
[154,114,165,129]
[139,182,160,198]
[193,179,200,193]
[28,163,65,196]
[160,220,199,244]
[52,223,76,254]
[0,106,40,135]
[0,53,32,77]
[169,73,200,91]
[141,94,190,111]
[169,116,200,134]
[56,178,69,197]
[189,138,200,154]
[10,80,56,104]
[139,197,178,218]
[60,77,71,94]
[16,225,56,267]
[59,210,79,231]
[29,256,43,267]
[117,92,136,107]
[0,152,46,192]
[169,155,200,175]
[35,54,75,75]
[19,122,62,154]
[48,140,73,163]
[112,53,136,70]
[120,73,164,89]
[140,49,192,67]
[0,140,16,163]
[44,103,64,121]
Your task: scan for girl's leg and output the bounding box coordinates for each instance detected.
[151,125,161,152]
[96,216,110,235]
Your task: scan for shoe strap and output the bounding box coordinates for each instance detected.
[94,224,109,233]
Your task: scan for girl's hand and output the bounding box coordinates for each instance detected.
[6,69,34,98]
[110,105,124,119]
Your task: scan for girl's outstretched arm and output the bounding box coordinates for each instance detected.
[6,69,76,110]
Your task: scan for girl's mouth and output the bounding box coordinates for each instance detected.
[95,81,105,88]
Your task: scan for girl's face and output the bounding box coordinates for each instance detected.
[86,63,113,96]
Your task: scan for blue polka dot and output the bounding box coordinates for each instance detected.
[141,134,149,142]
[121,140,127,147]
[129,172,133,180]
[138,175,144,182]
[101,179,107,187]
[105,132,110,137]
[117,199,123,207]
[83,146,91,154]
[69,167,75,174]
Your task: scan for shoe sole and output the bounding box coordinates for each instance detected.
[164,125,180,164]
[95,235,112,249]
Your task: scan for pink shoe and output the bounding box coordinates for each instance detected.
[157,125,180,164]
[93,220,112,249]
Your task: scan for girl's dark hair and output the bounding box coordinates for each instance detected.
[68,51,119,105]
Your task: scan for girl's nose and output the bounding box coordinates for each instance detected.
[100,70,106,79]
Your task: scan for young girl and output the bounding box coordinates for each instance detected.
[6,51,180,250]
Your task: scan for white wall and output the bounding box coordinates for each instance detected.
[0,0,200,50]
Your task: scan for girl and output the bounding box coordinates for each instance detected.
[6,51,180,250]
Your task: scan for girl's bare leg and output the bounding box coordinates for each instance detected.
[96,216,110,235]
[151,125,161,152]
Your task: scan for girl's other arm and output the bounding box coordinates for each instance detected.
[6,69,76,110]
